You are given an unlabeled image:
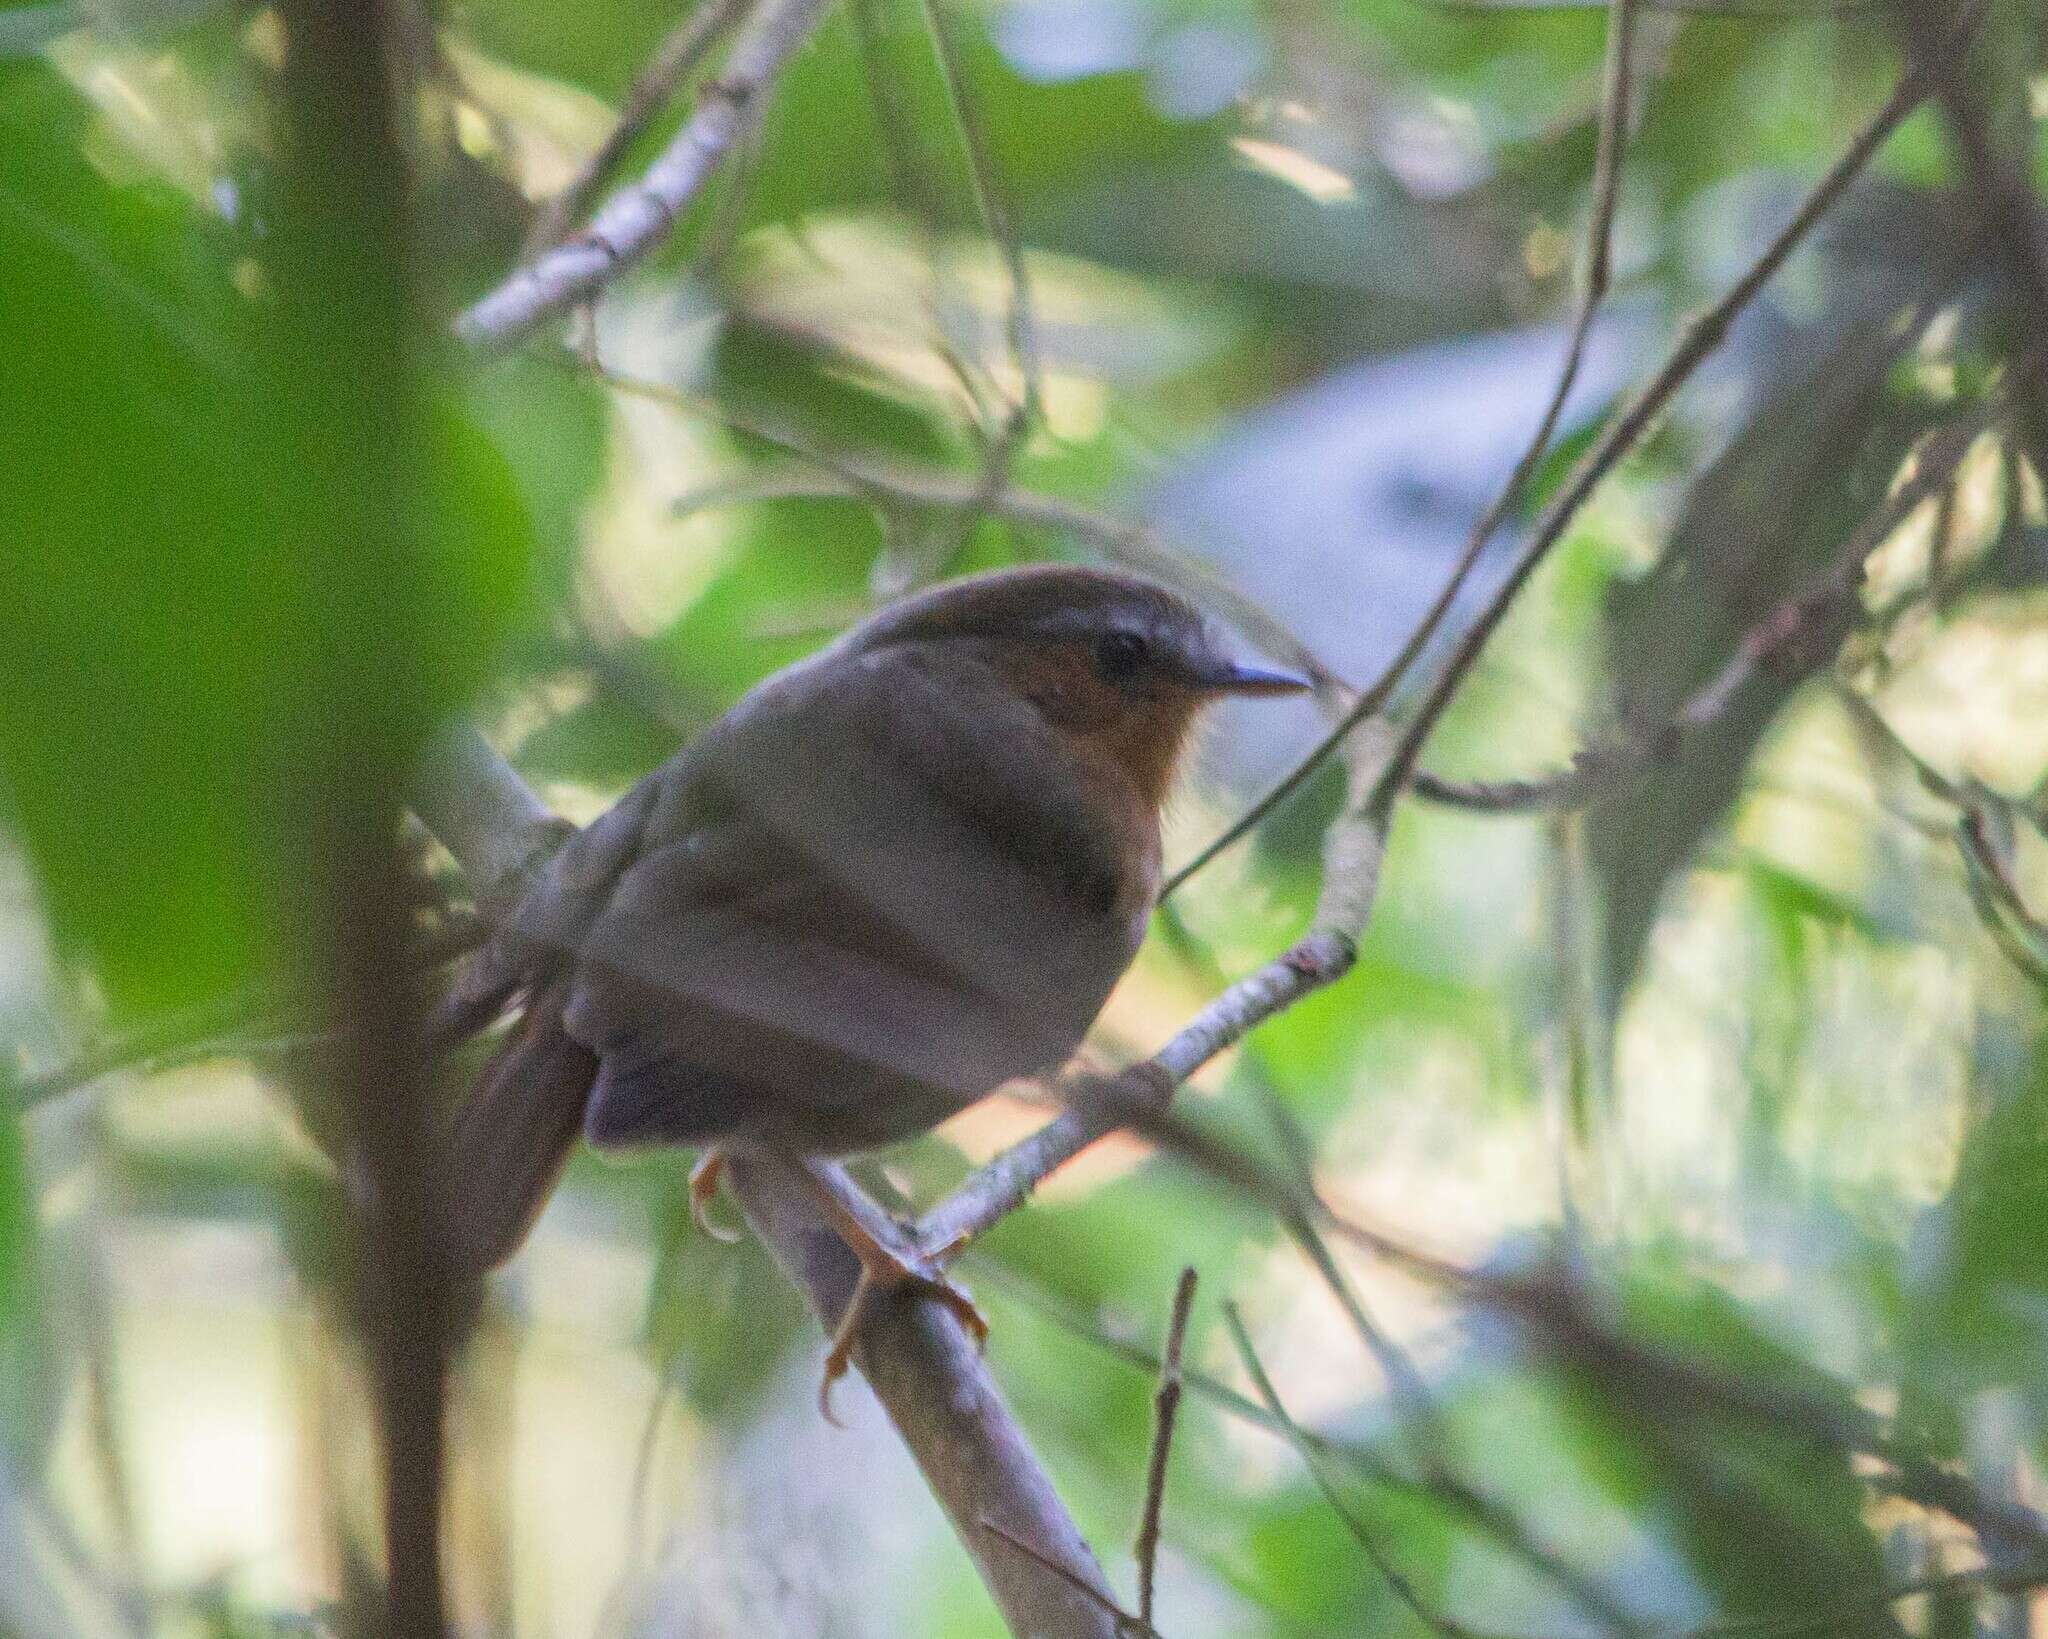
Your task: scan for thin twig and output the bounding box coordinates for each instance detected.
[1125,1100,2048,1568]
[1409,414,1986,814]
[455,0,837,349]
[914,38,1959,1260]
[1134,1266,1197,1628]
[980,1257,1643,1631]
[1168,6,1976,894]
[978,1516,1160,1638]
[1162,0,1641,894]
[1222,1304,1492,1639]
[1373,3,1976,802]
[523,0,752,255]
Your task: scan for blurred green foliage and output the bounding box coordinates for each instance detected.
[5,0,2048,1635]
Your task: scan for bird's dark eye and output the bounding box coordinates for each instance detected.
[1094,630,1150,680]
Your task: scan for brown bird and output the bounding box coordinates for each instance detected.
[436,563,1307,1387]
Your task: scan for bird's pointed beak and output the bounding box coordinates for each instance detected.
[1187,658,1314,697]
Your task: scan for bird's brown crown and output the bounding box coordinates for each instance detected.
[847,564,1307,812]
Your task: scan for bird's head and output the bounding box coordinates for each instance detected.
[852,564,1311,811]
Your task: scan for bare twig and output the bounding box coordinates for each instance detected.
[913,30,1968,1264]
[1134,1266,1197,1627]
[455,0,837,349]
[1169,7,1976,896]
[1410,414,1986,815]
[1127,1104,2048,1569]
[1162,0,1642,894]
[523,0,752,255]
[976,1259,1642,1631]
[914,792,1382,1255]
[979,1516,1160,1637]
[1222,1304,1491,1639]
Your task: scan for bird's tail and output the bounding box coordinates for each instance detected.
[436,977,597,1274]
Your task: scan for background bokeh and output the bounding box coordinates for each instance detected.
[5,0,2048,1634]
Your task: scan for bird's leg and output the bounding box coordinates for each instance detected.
[687,1147,743,1243]
[788,1159,988,1420]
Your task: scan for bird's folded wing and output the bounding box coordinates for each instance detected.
[560,651,1120,1139]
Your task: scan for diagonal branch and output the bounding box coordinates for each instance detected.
[1162,0,1643,895]
[522,0,753,256]
[454,0,837,350]
[1133,1266,1197,1628]
[917,18,1973,1259]
[1412,414,1988,814]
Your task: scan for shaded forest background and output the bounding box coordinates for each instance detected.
[6,0,2048,1633]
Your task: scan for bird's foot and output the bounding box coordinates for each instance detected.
[688,1148,744,1243]
[818,1233,988,1424]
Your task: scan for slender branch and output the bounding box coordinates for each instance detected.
[978,1517,1158,1637]
[454,0,837,349]
[1168,8,1974,895]
[409,728,1123,1639]
[523,0,752,255]
[913,731,1389,1262]
[1133,1266,1197,1628]
[1223,1304,1491,1639]
[1410,415,1986,814]
[1123,1100,2048,1568]
[1378,9,1973,802]
[978,1258,1643,1631]
[915,27,1968,1262]
[1162,0,1641,895]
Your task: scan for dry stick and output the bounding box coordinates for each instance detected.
[1126,1092,2048,1573]
[1222,1304,1488,1639]
[978,1256,1643,1632]
[523,0,752,256]
[1162,0,1642,898]
[914,29,1958,1265]
[1134,1267,1197,1629]
[1410,414,1988,815]
[455,0,837,349]
[410,731,1125,1639]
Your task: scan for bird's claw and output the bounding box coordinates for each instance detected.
[817,1242,989,1424]
[688,1148,744,1243]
